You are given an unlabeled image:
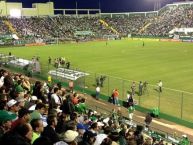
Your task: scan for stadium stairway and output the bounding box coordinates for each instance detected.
[99,19,119,35]
[3,20,17,34]
[139,22,152,33]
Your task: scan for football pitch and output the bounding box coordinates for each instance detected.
[1,39,193,121]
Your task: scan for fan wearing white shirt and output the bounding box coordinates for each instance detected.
[96,86,100,100]
[51,87,62,108]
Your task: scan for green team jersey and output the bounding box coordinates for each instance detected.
[128,106,135,113]
[179,138,190,145]
[75,103,87,114]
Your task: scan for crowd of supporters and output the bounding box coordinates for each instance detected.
[5,16,114,40]
[0,4,193,40]
[0,66,189,145]
[0,67,191,145]
[144,5,193,36]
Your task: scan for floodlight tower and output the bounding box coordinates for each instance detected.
[154,0,161,11]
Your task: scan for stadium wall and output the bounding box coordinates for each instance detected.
[32,2,54,16]
[0,1,7,16]
[22,8,38,16]
[0,1,54,17]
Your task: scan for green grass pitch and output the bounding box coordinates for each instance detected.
[1,39,193,121]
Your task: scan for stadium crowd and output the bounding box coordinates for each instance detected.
[0,67,191,145]
[0,4,193,41]
[7,16,114,40]
[144,5,193,36]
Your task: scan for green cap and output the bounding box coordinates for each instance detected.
[15,85,24,93]
[0,110,16,123]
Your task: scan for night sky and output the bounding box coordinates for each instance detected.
[6,0,189,12]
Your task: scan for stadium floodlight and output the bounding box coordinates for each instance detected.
[10,9,21,18]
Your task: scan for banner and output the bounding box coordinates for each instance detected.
[74,31,93,36]
[132,38,159,41]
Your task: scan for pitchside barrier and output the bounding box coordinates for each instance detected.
[2,57,193,127]
[80,71,193,124]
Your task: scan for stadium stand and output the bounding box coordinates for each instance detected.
[0,6,192,44]
[0,2,193,45]
[1,1,193,145]
[0,68,191,145]
[0,3,192,40]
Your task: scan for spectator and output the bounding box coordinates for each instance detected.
[30,102,46,122]
[30,119,44,144]
[95,86,100,100]
[0,110,16,139]
[112,89,119,105]
[1,123,33,145]
[134,125,144,145]
[41,114,59,144]
[7,99,19,118]
[128,105,135,125]
[72,92,79,105]
[33,81,46,103]
[32,136,52,145]
[100,137,112,145]
[127,93,134,107]
[68,80,74,93]
[15,96,26,108]
[79,130,97,145]
[60,94,75,116]
[144,113,152,130]
[63,130,79,145]
[12,108,31,129]
[178,135,190,145]
[75,98,87,114]
[50,87,62,109]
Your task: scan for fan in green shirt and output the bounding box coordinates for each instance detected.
[75,98,87,114]
[179,135,190,145]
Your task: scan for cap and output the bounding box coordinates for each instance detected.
[63,130,79,142]
[15,86,24,93]
[7,99,18,107]
[103,117,110,124]
[182,134,187,138]
[0,110,16,123]
[77,123,85,130]
[97,122,104,127]
[31,96,38,101]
